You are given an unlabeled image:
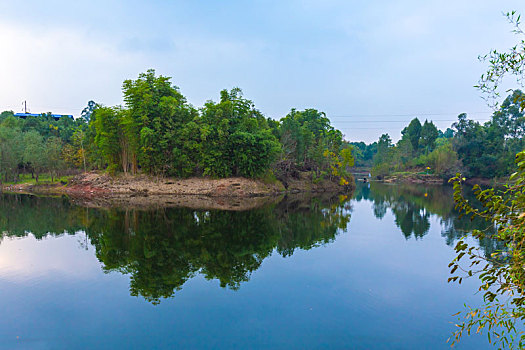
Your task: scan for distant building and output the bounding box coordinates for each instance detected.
[14,113,74,121]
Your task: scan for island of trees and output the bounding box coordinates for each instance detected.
[0,70,354,189]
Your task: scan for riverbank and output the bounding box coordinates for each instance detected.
[376,171,509,187]
[379,172,445,184]
[1,171,353,199]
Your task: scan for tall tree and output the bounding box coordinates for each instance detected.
[401,118,422,152]
[22,131,46,182]
[374,133,392,165]
[419,120,439,152]
[80,100,97,123]
[197,88,280,177]
[92,106,124,173]
[122,69,198,175]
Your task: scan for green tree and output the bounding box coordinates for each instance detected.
[0,124,24,183]
[373,133,392,165]
[45,137,65,182]
[419,120,439,152]
[197,88,280,177]
[349,141,377,167]
[121,69,198,176]
[392,137,413,170]
[452,113,504,178]
[92,106,124,173]
[0,111,14,123]
[401,118,422,152]
[278,108,342,171]
[22,131,46,182]
[81,100,97,123]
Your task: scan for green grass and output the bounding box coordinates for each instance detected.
[3,173,73,186]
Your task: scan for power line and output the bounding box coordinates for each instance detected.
[342,127,448,130]
[330,112,493,118]
[331,119,490,123]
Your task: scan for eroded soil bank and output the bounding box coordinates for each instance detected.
[379,173,445,184]
[376,173,508,186]
[2,171,353,209]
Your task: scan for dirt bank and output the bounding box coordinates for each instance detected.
[377,173,509,187]
[380,173,445,184]
[4,171,352,200]
[66,172,286,197]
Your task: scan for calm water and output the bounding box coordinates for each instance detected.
[0,183,496,349]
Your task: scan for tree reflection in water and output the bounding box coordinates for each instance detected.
[354,182,504,257]
[0,193,352,304]
[0,184,503,304]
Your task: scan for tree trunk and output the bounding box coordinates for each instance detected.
[132,153,138,175]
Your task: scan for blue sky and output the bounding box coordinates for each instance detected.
[0,0,523,142]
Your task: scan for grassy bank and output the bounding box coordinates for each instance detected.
[1,173,73,186]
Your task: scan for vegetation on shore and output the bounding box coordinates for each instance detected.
[0,72,354,190]
[350,91,525,181]
[447,11,525,348]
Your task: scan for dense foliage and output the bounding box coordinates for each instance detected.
[274,108,353,185]
[349,92,524,180]
[0,70,353,184]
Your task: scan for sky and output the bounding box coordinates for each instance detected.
[0,0,523,143]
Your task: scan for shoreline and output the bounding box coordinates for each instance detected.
[374,173,508,187]
[1,171,354,200]
[377,173,445,185]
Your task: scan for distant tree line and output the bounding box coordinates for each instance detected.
[0,69,354,184]
[351,90,525,179]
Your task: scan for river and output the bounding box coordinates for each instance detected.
[0,183,495,349]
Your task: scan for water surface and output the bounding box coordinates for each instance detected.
[0,184,494,349]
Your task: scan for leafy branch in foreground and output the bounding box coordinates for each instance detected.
[476,11,525,110]
[447,151,525,348]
